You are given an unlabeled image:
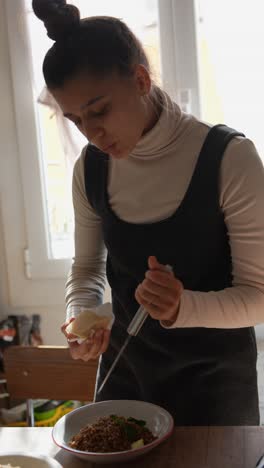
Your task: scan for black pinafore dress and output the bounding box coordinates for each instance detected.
[84,124,259,425]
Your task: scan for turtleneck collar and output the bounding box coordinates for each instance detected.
[130,89,182,160]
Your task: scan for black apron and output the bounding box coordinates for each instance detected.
[84,124,259,425]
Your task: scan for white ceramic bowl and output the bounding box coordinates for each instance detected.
[0,453,62,468]
[52,400,174,464]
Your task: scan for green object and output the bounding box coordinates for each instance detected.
[34,400,73,421]
[123,423,138,442]
[110,414,147,443]
[127,417,146,427]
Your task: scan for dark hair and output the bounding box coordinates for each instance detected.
[32,0,151,89]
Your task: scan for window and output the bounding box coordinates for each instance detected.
[5,0,262,306]
[4,0,177,305]
[24,0,163,262]
[195,0,264,155]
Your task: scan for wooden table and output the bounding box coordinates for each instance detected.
[1,426,264,467]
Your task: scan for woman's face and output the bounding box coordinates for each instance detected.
[51,65,155,159]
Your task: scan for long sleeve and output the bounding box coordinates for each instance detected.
[65,147,107,320]
[65,89,264,329]
[165,138,264,328]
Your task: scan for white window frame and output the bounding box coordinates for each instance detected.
[3,0,200,306]
[5,0,71,281]
[158,0,201,117]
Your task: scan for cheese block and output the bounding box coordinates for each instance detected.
[66,310,111,339]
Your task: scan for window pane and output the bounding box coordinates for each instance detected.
[196,0,264,156]
[25,0,161,259]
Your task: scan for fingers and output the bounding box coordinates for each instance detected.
[148,255,169,272]
[148,255,159,270]
[61,317,111,362]
[146,256,175,289]
[87,329,106,359]
[69,328,110,361]
[144,266,181,301]
[61,317,79,341]
[61,317,75,336]
[140,277,170,298]
[145,269,175,288]
[135,259,183,322]
[135,284,171,309]
[61,317,84,342]
[101,329,111,354]
[135,287,176,320]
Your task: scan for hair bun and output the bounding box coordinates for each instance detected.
[32,0,80,41]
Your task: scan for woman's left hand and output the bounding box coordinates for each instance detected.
[135,256,183,324]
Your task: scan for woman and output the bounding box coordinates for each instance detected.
[32,0,264,425]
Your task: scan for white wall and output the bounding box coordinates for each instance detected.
[0,0,65,345]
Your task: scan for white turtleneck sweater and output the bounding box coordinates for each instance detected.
[65,91,264,329]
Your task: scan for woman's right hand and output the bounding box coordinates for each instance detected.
[61,318,110,361]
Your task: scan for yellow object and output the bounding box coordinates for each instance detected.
[66,309,111,339]
[5,404,73,427]
[131,439,144,449]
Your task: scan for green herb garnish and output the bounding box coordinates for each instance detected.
[110,415,124,426]
[127,417,146,427]
[109,415,146,443]
[123,424,138,442]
